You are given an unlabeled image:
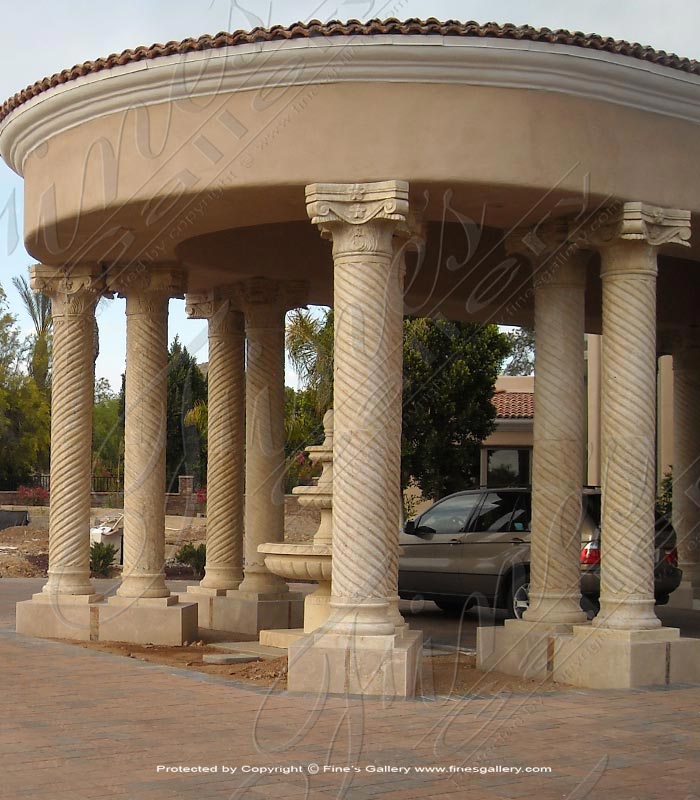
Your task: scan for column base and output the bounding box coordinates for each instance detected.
[287,628,423,697]
[259,628,305,648]
[97,595,198,645]
[477,618,581,680]
[16,592,103,642]
[552,625,700,688]
[181,589,303,635]
[303,591,331,633]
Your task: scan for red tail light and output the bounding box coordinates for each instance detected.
[665,547,678,566]
[580,541,601,566]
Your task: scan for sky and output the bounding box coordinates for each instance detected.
[1,0,699,389]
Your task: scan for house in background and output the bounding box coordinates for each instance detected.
[480,334,675,490]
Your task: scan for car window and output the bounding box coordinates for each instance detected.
[417,494,481,534]
[511,492,531,532]
[470,492,522,532]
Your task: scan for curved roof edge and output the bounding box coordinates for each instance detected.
[2,17,698,124]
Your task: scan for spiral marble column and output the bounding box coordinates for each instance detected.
[308,181,408,637]
[35,265,104,596]
[186,292,245,591]
[235,278,307,595]
[112,267,184,600]
[507,226,589,625]
[672,341,700,595]
[581,204,690,631]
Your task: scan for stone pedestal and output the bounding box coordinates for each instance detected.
[16,592,102,642]
[195,589,304,635]
[288,629,423,697]
[477,619,581,680]
[553,625,700,688]
[97,596,198,646]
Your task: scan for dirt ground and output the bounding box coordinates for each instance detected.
[60,641,569,697]
[0,501,320,579]
[63,639,563,697]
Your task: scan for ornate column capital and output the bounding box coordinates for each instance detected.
[572,202,691,253]
[106,265,185,311]
[505,219,569,261]
[505,220,589,289]
[185,289,244,338]
[29,264,106,317]
[232,277,308,328]
[306,180,409,256]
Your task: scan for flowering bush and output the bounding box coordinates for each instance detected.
[17,485,49,506]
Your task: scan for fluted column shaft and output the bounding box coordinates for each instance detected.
[32,265,102,596]
[307,180,409,636]
[187,294,245,590]
[524,254,587,624]
[673,346,700,588]
[113,269,183,599]
[238,279,306,594]
[595,241,660,629]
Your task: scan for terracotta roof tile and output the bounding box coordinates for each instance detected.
[492,390,534,419]
[2,18,699,124]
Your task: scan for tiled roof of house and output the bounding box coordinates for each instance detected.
[492,390,534,419]
[2,18,699,123]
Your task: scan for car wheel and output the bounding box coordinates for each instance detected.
[506,572,530,619]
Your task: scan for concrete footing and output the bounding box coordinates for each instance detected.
[288,629,423,697]
[97,595,198,645]
[478,619,700,689]
[182,587,303,635]
[477,618,580,680]
[259,628,305,648]
[553,625,700,688]
[16,592,103,641]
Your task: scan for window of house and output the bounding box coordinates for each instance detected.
[486,448,531,487]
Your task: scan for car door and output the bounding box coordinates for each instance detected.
[399,492,482,596]
[459,490,531,598]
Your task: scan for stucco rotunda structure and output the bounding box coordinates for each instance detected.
[3,19,700,696]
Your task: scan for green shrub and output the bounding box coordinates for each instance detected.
[174,542,206,579]
[90,542,117,577]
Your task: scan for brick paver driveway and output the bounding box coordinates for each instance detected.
[1,579,699,800]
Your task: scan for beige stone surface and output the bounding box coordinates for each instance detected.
[108,267,184,600]
[552,624,700,689]
[288,629,423,697]
[97,598,198,646]
[673,343,700,595]
[306,180,407,639]
[186,292,245,591]
[237,278,306,595]
[260,408,335,634]
[579,204,690,632]
[16,592,102,641]
[31,264,104,597]
[477,618,581,680]
[190,590,304,635]
[507,225,588,625]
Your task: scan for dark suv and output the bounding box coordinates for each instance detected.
[398,487,682,618]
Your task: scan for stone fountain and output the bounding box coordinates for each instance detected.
[257,409,334,647]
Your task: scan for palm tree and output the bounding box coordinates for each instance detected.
[12,274,52,392]
[285,308,334,414]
